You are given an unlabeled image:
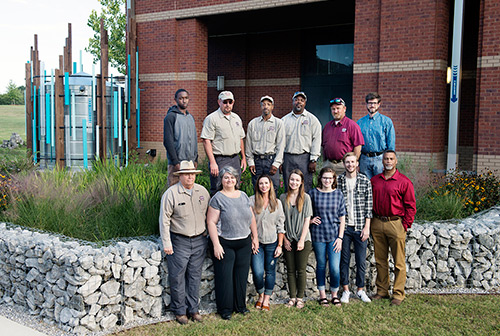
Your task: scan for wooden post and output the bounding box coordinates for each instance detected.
[59,55,64,72]
[96,75,102,160]
[25,63,33,158]
[33,35,40,162]
[100,18,108,159]
[55,69,65,169]
[127,14,138,151]
[66,23,72,75]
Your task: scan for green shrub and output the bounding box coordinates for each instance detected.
[416,191,465,221]
[1,159,169,241]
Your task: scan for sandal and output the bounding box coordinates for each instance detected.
[255,301,263,310]
[318,297,330,307]
[296,298,305,309]
[285,298,296,308]
[331,297,342,307]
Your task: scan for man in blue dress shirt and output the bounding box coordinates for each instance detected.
[357,93,396,179]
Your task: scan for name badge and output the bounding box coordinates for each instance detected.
[302,120,309,125]
[342,128,347,132]
[268,126,275,131]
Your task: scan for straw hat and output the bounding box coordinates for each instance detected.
[173,160,202,175]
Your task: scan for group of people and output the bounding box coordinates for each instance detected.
[160,89,416,324]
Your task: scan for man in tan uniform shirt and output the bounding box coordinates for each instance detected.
[159,161,210,324]
[201,91,246,195]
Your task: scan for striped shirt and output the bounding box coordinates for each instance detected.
[337,172,373,232]
[308,188,346,242]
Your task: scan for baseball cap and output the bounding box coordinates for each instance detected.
[329,97,346,106]
[260,95,274,104]
[292,91,307,100]
[218,91,234,101]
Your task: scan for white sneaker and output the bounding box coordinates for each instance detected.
[357,290,372,303]
[340,290,350,303]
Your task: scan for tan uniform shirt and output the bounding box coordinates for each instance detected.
[245,115,285,168]
[159,182,210,250]
[282,109,322,161]
[200,108,245,156]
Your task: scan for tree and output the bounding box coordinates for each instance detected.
[0,80,24,105]
[86,0,126,74]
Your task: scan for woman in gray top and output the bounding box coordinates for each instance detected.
[207,167,259,320]
[250,175,285,311]
[280,169,313,309]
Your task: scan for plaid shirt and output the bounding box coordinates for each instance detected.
[337,172,373,231]
[308,188,346,242]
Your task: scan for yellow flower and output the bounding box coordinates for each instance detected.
[474,207,479,211]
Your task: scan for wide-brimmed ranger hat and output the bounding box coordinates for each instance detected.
[173,160,203,175]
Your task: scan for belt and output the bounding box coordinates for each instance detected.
[374,214,401,221]
[255,154,275,160]
[214,153,238,159]
[285,152,308,156]
[364,151,384,157]
[171,231,206,239]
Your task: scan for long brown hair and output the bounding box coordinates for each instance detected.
[285,169,305,212]
[254,175,278,214]
[317,166,337,189]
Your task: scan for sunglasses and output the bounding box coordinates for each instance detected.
[330,98,345,105]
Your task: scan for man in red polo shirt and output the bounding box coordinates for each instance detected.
[322,97,364,174]
[370,150,416,306]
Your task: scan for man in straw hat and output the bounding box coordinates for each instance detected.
[159,160,210,324]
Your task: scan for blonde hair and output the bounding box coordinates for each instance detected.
[285,169,305,213]
[254,175,278,214]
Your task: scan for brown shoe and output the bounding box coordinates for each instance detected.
[391,298,403,306]
[189,312,203,322]
[371,294,390,300]
[175,314,189,325]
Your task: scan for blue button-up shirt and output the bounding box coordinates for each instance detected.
[357,112,395,154]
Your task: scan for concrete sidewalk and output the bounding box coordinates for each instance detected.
[0,315,47,335]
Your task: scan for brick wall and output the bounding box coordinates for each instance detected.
[475,0,500,157]
[352,0,449,168]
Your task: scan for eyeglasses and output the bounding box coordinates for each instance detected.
[367,101,380,105]
[330,98,345,105]
[222,100,234,105]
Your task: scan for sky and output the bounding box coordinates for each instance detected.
[0,0,121,93]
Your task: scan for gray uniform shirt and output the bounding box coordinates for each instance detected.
[282,109,322,161]
[245,115,285,168]
[250,195,286,244]
[209,191,252,240]
[279,193,312,242]
[200,108,245,156]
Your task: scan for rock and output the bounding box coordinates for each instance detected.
[420,264,432,281]
[101,279,120,298]
[79,255,94,270]
[77,275,102,297]
[436,260,449,273]
[145,285,162,297]
[100,314,118,330]
[124,276,146,298]
[143,265,158,280]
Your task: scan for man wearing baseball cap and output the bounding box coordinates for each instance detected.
[245,95,285,193]
[201,91,247,195]
[281,91,322,192]
[159,160,210,324]
[322,97,364,174]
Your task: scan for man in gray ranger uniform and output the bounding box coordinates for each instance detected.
[163,89,198,186]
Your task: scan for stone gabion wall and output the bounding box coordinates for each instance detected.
[0,207,499,334]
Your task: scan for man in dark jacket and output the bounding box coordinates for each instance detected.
[163,89,198,186]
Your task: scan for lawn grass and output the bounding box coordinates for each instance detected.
[0,105,25,141]
[114,295,500,336]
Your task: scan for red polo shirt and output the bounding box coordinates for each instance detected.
[371,170,416,231]
[322,116,364,161]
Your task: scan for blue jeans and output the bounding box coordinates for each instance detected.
[251,241,278,296]
[340,226,368,288]
[359,154,383,180]
[312,241,340,292]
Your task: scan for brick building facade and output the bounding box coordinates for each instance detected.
[132,0,500,172]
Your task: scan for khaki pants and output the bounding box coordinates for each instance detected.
[371,217,407,300]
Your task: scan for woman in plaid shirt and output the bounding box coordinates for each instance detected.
[309,166,346,307]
